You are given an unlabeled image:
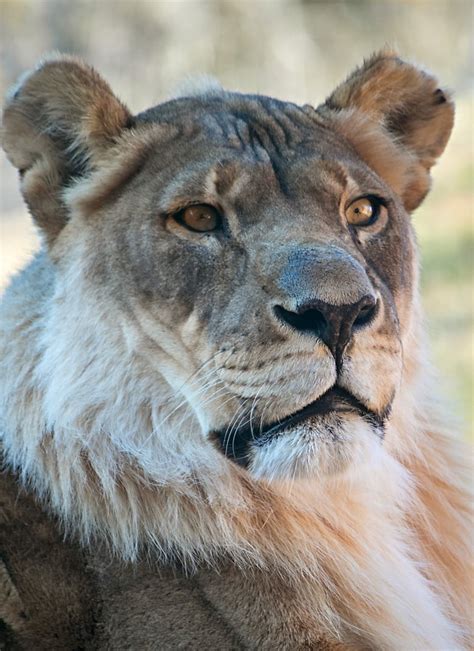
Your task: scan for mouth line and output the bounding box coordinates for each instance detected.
[212,386,386,465]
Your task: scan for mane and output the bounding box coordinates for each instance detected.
[1,247,472,649]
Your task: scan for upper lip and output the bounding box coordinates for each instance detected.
[213,385,385,463]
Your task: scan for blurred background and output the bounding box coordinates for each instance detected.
[0,0,472,437]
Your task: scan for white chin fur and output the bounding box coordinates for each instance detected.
[248,414,383,481]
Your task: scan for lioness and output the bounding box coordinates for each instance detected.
[0,51,472,650]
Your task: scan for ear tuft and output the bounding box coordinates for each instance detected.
[320,50,454,211]
[1,54,131,243]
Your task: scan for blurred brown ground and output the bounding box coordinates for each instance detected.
[1,0,472,437]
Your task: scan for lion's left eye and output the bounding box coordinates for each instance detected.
[345,196,386,227]
[175,204,221,232]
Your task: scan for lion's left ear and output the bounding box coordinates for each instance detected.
[318,50,454,211]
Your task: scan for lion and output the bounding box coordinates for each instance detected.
[0,50,472,650]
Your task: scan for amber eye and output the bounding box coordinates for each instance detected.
[176,204,221,232]
[345,196,384,227]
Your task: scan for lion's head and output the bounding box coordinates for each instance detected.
[1,51,454,484]
[3,52,472,650]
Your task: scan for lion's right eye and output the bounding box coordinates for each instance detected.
[345,196,386,228]
[174,204,221,233]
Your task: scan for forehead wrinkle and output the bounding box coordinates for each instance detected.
[253,101,321,162]
[204,109,269,165]
[210,113,249,154]
[222,115,272,165]
[259,102,310,151]
[221,102,305,163]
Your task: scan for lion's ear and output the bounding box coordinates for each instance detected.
[319,50,454,211]
[1,54,131,244]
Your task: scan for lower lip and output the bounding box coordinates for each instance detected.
[253,387,373,442]
[213,387,382,463]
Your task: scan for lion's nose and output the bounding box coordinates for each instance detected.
[274,295,378,357]
[273,244,378,359]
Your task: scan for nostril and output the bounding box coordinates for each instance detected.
[273,304,327,337]
[353,297,378,329]
[273,295,378,353]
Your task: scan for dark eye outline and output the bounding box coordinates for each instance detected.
[345,195,387,228]
[171,203,223,233]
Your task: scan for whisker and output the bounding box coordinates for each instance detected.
[223,402,247,458]
[249,384,265,442]
[228,400,262,461]
[146,368,225,442]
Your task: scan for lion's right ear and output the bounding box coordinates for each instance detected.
[1,55,131,244]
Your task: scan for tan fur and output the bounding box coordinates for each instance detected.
[1,51,472,649]
[322,49,454,210]
[2,54,130,243]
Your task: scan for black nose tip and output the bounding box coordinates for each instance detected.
[274,295,378,357]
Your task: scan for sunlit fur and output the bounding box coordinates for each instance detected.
[1,51,472,649]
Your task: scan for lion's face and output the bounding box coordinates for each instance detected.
[2,53,453,480]
[66,96,416,480]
